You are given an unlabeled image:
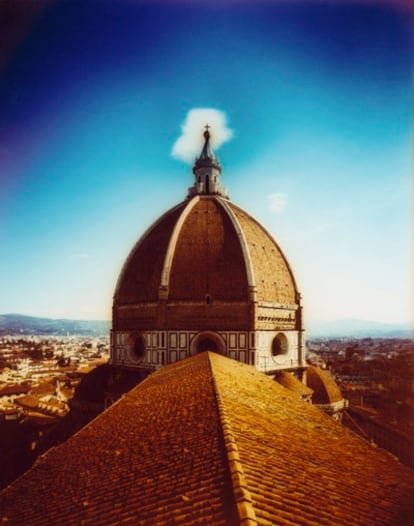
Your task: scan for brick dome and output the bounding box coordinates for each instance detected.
[307,365,345,405]
[114,195,298,310]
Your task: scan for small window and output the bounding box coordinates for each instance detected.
[272,333,288,356]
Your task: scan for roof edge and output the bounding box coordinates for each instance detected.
[208,352,258,525]
[113,200,188,299]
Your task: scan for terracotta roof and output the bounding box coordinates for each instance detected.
[0,384,30,397]
[210,355,414,525]
[14,395,40,409]
[1,353,413,526]
[307,365,344,404]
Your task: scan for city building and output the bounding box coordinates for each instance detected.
[111,127,305,377]
[70,127,346,420]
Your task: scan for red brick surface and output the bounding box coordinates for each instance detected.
[169,198,249,301]
[0,354,238,526]
[1,353,413,525]
[228,202,297,305]
[210,354,414,526]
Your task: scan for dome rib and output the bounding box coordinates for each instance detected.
[113,200,188,303]
[167,197,250,302]
[217,198,257,303]
[159,196,200,299]
[227,202,299,305]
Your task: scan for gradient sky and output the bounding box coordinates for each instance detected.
[0,0,412,325]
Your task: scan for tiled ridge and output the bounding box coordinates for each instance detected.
[208,353,414,526]
[208,353,258,526]
[0,352,238,525]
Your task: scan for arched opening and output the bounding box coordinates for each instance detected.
[190,332,226,356]
[272,333,288,356]
[132,334,145,360]
[197,337,218,353]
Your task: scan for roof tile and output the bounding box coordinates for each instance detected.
[1,352,413,526]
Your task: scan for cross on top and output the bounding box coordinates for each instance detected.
[203,123,211,141]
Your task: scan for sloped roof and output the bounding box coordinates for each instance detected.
[1,352,413,526]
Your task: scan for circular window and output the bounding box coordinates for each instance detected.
[131,334,145,360]
[272,333,288,356]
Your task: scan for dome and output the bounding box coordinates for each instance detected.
[111,127,305,375]
[114,196,298,312]
[306,366,344,405]
[274,370,313,400]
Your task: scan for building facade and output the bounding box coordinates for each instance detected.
[111,128,306,378]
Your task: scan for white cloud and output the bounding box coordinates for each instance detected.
[171,108,233,163]
[268,192,287,214]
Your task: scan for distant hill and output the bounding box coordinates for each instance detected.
[0,314,412,339]
[0,314,110,336]
[306,318,413,339]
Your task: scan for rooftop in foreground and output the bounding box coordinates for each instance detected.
[1,352,413,525]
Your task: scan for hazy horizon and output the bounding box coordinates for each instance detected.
[1,1,412,324]
[1,313,412,331]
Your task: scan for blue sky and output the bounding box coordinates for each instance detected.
[0,0,412,324]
